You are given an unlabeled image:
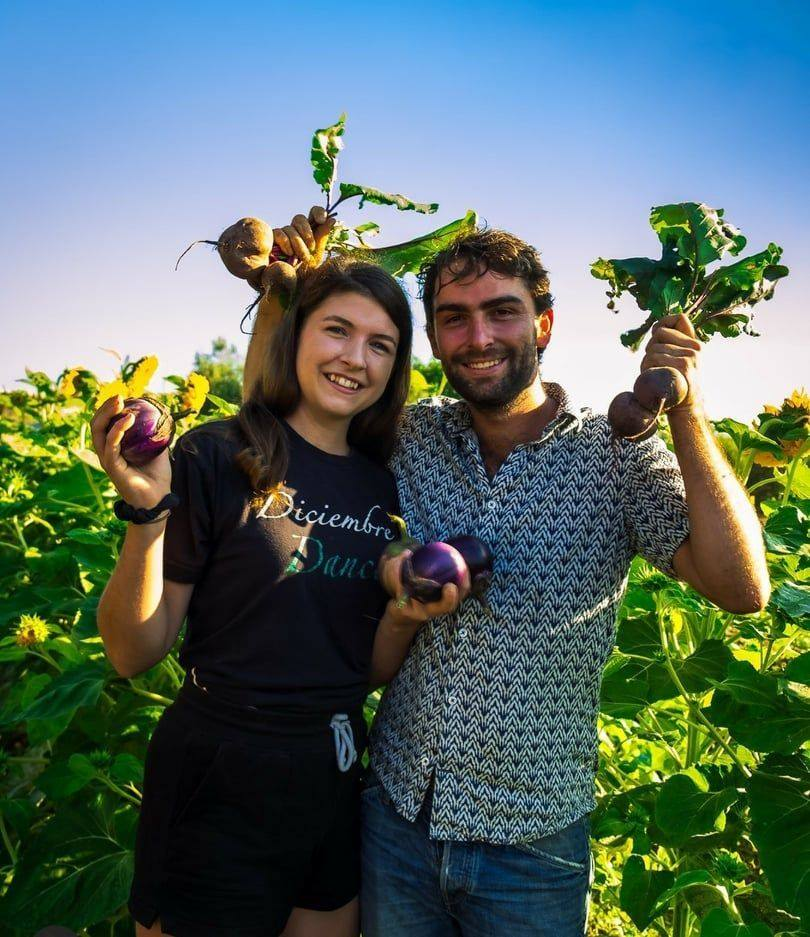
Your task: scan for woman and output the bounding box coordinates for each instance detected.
[91,257,461,937]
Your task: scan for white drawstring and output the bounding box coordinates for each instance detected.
[330,713,357,772]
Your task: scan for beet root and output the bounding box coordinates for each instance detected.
[260,260,298,296]
[633,367,688,413]
[608,391,659,441]
[216,217,274,279]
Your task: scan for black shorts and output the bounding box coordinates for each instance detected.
[128,677,366,937]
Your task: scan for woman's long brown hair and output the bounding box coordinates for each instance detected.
[234,257,413,507]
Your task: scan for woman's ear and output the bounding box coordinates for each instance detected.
[536,309,554,350]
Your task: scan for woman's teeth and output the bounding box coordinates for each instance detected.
[326,373,361,390]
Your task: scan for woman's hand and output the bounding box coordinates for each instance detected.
[379,549,471,630]
[90,396,172,510]
[272,206,336,268]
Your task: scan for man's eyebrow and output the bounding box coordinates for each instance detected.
[321,314,398,344]
[434,295,527,315]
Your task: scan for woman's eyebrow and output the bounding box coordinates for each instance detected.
[322,314,398,344]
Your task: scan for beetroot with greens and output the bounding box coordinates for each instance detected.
[107,396,176,466]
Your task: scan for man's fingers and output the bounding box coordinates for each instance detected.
[654,313,697,339]
[291,214,316,252]
[647,327,701,351]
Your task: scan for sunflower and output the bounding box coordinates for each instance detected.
[15,613,50,647]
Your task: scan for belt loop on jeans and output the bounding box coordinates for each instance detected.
[330,714,357,772]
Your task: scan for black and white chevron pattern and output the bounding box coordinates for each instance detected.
[369,383,691,843]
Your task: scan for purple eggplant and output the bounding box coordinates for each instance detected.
[402,541,467,603]
[108,396,175,466]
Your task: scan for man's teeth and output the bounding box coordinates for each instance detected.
[467,359,504,370]
[327,374,360,389]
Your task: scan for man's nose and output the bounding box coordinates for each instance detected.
[466,316,495,350]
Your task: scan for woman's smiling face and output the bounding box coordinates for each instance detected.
[293,291,400,425]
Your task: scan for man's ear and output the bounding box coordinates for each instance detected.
[536,309,554,350]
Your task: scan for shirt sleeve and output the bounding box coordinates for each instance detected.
[620,432,690,577]
[163,432,216,583]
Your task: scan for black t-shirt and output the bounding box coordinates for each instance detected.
[163,417,399,713]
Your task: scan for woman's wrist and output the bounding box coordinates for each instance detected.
[381,600,421,634]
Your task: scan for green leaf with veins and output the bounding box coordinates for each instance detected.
[620,854,675,929]
[363,210,478,278]
[700,908,773,936]
[785,652,810,685]
[338,182,438,214]
[747,754,810,928]
[655,774,739,843]
[310,113,346,195]
[764,505,810,555]
[650,202,746,267]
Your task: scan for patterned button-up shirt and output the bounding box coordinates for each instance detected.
[369,382,691,843]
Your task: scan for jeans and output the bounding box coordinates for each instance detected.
[360,772,592,937]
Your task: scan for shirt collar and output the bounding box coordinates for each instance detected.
[442,381,586,439]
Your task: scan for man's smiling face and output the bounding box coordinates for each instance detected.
[428,267,553,410]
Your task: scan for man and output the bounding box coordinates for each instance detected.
[244,211,770,936]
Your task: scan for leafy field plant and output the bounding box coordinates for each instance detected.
[0,360,807,935]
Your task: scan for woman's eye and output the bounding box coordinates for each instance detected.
[326,325,347,336]
[371,341,392,354]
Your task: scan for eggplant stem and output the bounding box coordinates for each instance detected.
[174,239,218,271]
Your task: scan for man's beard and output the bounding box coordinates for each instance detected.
[444,344,539,412]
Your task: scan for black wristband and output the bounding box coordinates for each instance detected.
[114,493,179,525]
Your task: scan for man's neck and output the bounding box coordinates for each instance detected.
[467,377,559,477]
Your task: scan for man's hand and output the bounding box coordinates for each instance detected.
[379,549,471,631]
[641,313,703,413]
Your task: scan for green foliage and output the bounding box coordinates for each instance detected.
[591,202,788,350]
[192,336,244,405]
[0,359,807,937]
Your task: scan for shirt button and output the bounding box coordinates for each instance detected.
[420,755,430,767]
[458,629,468,638]
[487,499,496,510]
[448,695,457,705]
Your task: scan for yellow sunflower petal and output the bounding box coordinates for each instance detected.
[127,355,159,397]
[95,378,130,408]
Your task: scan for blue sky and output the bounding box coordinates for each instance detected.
[1,0,807,419]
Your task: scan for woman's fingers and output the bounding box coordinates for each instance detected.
[90,396,123,467]
[309,205,328,227]
[280,225,311,263]
[291,214,316,253]
[104,408,135,476]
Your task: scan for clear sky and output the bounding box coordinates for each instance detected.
[1,0,807,420]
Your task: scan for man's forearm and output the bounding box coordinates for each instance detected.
[242,292,286,402]
[669,405,770,611]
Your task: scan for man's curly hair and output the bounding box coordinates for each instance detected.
[418,227,554,331]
